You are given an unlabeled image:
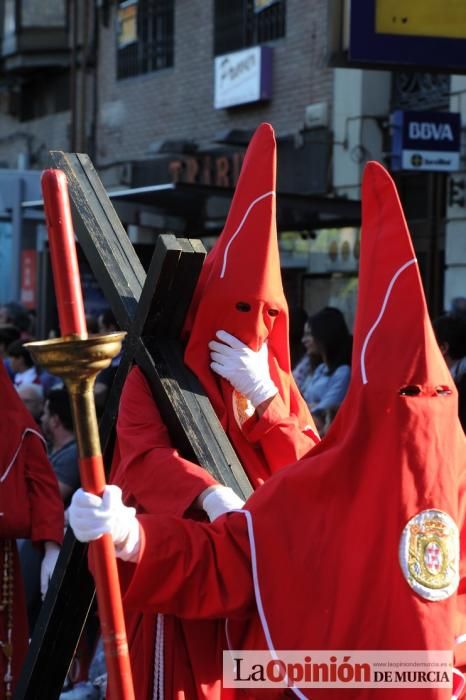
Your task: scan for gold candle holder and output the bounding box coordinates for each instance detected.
[25,332,126,461]
[26,331,136,700]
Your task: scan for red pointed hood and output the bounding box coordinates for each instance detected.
[183,123,315,446]
[351,160,451,398]
[319,158,458,463]
[234,162,466,689]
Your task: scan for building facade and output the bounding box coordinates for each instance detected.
[0,0,464,331]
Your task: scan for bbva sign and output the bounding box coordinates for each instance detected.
[408,121,454,142]
[401,110,461,150]
[391,110,461,172]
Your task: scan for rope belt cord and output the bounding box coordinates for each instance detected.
[153,613,164,700]
[0,540,14,700]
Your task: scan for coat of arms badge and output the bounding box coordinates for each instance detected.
[399,509,459,601]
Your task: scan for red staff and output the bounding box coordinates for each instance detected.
[37,169,135,700]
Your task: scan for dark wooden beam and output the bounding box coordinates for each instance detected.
[13,530,95,700]
[15,152,251,699]
[49,151,145,328]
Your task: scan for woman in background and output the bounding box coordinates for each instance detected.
[433,312,466,431]
[300,306,352,434]
[292,316,321,393]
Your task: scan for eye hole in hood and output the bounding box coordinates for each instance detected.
[398,384,453,397]
[236,302,251,312]
[399,385,422,396]
[435,385,452,396]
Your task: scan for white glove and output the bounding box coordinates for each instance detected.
[69,485,141,562]
[202,486,245,521]
[40,542,60,600]
[209,330,278,408]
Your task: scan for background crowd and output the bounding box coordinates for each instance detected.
[292,299,466,435]
[4,295,465,460]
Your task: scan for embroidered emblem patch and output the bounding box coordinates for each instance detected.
[399,509,459,601]
[232,389,255,428]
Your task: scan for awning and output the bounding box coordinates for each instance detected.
[23,181,361,232]
[98,181,361,232]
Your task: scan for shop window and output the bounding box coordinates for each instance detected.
[117,0,174,80]
[214,0,285,56]
[19,71,70,121]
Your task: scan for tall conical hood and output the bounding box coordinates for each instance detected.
[233,162,466,696]
[182,123,316,477]
[351,160,451,397]
[324,160,457,449]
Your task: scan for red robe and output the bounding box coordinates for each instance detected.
[111,123,318,699]
[0,359,63,697]
[112,365,317,699]
[119,162,466,699]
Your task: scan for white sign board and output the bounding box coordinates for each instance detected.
[214,46,272,109]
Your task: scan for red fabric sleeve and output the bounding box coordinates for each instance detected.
[112,366,218,517]
[24,433,64,545]
[242,392,318,472]
[123,511,254,620]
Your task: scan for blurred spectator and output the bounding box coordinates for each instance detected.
[433,313,466,380]
[97,307,118,335]
[7,338,61,395]
[301,306,352,434]
[289,305,309,369]
[27,308,37,337]
[59,635,106,699]
[38,368,63,397]
[0,324,21,379]
[17,383,45,425]
[41,388,80,506]
[0,324,20,357]
[8,339,41,387]
[0,301,33,338]
[86,314,99,334]
[451,297,466,320]
[433,312,466,431]
[19,387,80,632]
[292,318,323,394]
[94,308,121,414]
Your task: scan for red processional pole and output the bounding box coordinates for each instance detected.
[26,169,135,700]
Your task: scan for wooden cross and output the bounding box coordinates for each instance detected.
[14,152,252,699]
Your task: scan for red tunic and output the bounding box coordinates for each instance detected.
[111,365,316,699]
[119,162,466,699]
[0,360,63,698]
[110,123,318,699]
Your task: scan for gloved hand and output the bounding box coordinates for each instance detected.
[209,330,278,408]
[40,542,60,600]
[69,485,141,562]
[201,486,245,521]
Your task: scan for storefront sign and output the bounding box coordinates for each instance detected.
[214,46,272,109]
[20,249,36,309]
[391,110,461,172]
[168,151,244,187]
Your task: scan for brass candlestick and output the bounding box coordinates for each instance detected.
[26,332,125,462]
[26,331,135,700]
